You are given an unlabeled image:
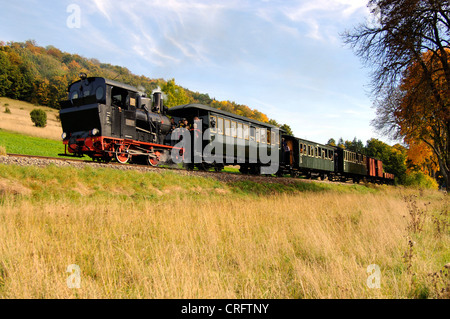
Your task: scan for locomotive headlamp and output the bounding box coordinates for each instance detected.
[91,128,100,136]
[61,132,67,140]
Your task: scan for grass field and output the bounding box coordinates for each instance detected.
[0,129,79,159]
[0,96,448,299]
[0,97,80,159]
[0,164,448,299]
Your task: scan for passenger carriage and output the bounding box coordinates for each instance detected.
[167,104,281,174]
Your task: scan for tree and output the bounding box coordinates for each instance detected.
[161,79,190,108]
[280,124,294,136]
[345,137,365,153]
[30,109,47,127]
[337,137,345,149]
[343,0,450,189]
[327,138,336,146]
[406,139,439,178]
[366,138,407,183]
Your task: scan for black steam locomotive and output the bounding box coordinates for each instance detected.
[59,75,175,166]
[59,75,394,184]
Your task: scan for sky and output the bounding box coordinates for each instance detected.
[0,0,390,145]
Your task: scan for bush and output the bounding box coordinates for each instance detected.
[4,106,11,114]
[0,145,6,156]
[30,109,47,127]
[404,171,439,190]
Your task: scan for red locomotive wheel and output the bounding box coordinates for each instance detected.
[147,151,160,167]
[115,145,130,164]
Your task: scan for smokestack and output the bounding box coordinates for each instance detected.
[153,92,162,113]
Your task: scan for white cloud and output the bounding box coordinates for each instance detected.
[258,0,368,41]
[92,0,112,21]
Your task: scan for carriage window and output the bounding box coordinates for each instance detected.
[237,123,243,139]
[267,129,271,144]
[271,131,275,145]
[315,147,318,157]
[250,126,256,141]
[217,117,224,135]
[276,132,279,145]
[210,116,217,133]
[256,128,260,143]
[224,119,231,136]
[243,124,249,140]
[260,128,266,144]
[231,121,237,137]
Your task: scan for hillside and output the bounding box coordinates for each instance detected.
[0,97,61,140]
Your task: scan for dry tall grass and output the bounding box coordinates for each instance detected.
[0,179,447,298]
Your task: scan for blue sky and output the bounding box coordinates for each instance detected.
[0,0,388,145]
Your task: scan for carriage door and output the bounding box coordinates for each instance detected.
[287,140,294,166]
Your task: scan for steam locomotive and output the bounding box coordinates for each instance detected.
[59,75,394,184]
[59,75,174,166]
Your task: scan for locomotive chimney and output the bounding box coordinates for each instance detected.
[153,91,162,113]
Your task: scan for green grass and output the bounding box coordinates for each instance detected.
[0,128,83,159]
[0,164,228,204]
[0,161,397,209]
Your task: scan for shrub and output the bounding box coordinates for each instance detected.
[404,171,439,190]
[4,106,11,114]
[30,109,47,127]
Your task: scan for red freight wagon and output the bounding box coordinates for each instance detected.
[366,157,376,177]
[376,159,383,178]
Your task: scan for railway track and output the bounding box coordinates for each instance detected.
[1,153,350,186]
